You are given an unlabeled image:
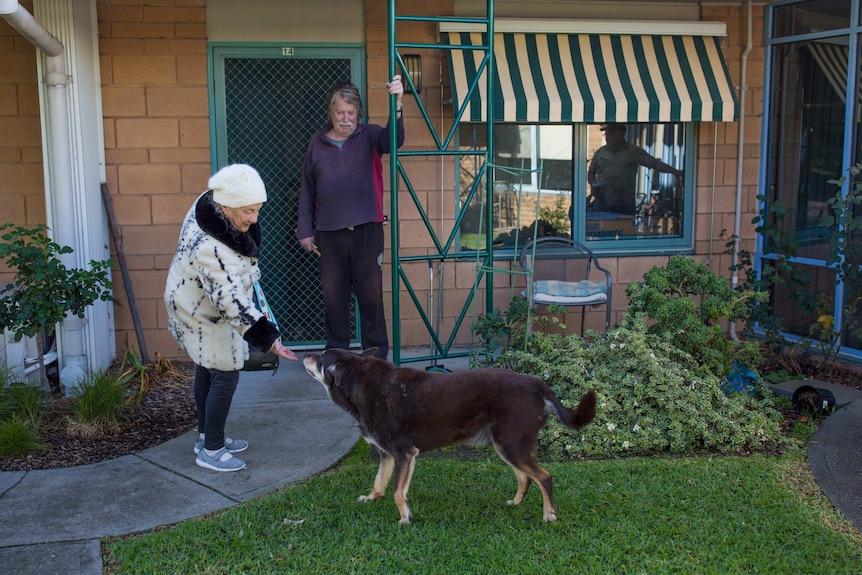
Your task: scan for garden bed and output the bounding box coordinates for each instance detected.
[2,350,861,472]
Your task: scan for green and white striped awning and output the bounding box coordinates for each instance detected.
[443,32,738,123]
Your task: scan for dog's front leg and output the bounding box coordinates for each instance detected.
[358,448,394,503]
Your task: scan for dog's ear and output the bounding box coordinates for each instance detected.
[326,361,340,380]
[360,347,378,358]
[320,350,336,374]
[321,350,346,387]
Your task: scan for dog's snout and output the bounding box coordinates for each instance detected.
[300,355,315,373]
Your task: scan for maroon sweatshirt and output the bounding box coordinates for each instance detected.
[296,117,405,239]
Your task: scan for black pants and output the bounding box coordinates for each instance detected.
[316,222,388,359]
[194,365,239,451]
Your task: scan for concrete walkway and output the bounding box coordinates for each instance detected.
[0,356,860,575]
[0,357,360,575]
[772,378,862,533]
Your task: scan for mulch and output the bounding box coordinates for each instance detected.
[758,350,862,440]
[1,350,861,472]
[0,361,197,472]
[758,348,862,391]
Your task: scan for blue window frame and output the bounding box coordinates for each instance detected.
[761,0,862,360]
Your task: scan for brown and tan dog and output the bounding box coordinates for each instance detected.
[303,348,597,524]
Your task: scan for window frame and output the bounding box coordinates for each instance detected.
[455,121,697,257]
[758,0,862,361]
[573,123,695,255]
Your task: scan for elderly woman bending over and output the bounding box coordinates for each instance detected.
[165,164,296,472]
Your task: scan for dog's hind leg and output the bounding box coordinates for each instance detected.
[401,453,417,501]
[359,448,394,503]
[522,462,556,522]
[494,443,558,522]
[493,443,531,506]
[393,447,420,525]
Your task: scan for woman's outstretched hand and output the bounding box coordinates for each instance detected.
[270,340,298,361]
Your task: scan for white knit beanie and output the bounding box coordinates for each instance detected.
[209,164,267,208]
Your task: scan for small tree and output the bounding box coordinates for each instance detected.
[0,223,113,398]
[724,164,862,376]
[624,255,765,378]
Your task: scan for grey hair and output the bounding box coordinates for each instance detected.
[326,82,364,120]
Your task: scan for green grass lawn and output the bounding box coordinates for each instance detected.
[104,443,862,575]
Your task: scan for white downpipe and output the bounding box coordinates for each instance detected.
[1,1,88,391]
[0,1,63,56]
[729,0,753,342]
[46,52,88,391]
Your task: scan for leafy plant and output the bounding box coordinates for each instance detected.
[725,164,862,376]
[539,195,572,237]
[489,319,785,460]
[0,223,113,398]
[0,414,44,457]
[819,166,862,368]
[472,295,565,361]
[472,296,530,356]
[762,368,798,384]
[624,255,765,378]
[66,369,131,434]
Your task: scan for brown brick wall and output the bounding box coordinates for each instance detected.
[698,3,765,268]
[98,0,210,360]
[0,0,43,251]
[0,0,766,360]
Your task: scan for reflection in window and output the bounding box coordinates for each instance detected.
[770,261,836,340]
[457,122,690,250]
[763,0,862,358]
[772,0,850,38]
[585,123,685,240]
[458,124,572,250]
[766,39,847,260]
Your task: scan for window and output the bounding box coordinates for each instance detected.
[457,122,693,252]
[762,0,862,359]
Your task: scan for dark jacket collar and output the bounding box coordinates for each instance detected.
[195,190,261,258]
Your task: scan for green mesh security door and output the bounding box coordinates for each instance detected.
[210,44,364,348]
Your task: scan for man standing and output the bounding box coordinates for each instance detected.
[296,76,405,360]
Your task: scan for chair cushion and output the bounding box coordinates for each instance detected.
[531,292,608,305]
[534,280,606,297]
[525,279,608,305]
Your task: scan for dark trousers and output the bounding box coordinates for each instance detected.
[316,222,389,359]
[194,365,239,451]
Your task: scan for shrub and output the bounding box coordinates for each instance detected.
[625,255,765,378]
[472,295,566,360]
[67,369,130,433]
[490,318,785,460]
[724,164,862,375]
[0,414,44,457]
[0,223,112,398]
[472,296,532,357]
[0,382,46,427]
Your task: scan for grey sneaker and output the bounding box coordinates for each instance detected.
[195,447,246,472]
[194,437,249,455]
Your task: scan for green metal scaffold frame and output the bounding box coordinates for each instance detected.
[386,1,497,366]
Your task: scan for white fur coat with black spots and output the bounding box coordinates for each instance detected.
[164,191,280,371]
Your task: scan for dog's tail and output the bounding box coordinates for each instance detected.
[545,388,597,430]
